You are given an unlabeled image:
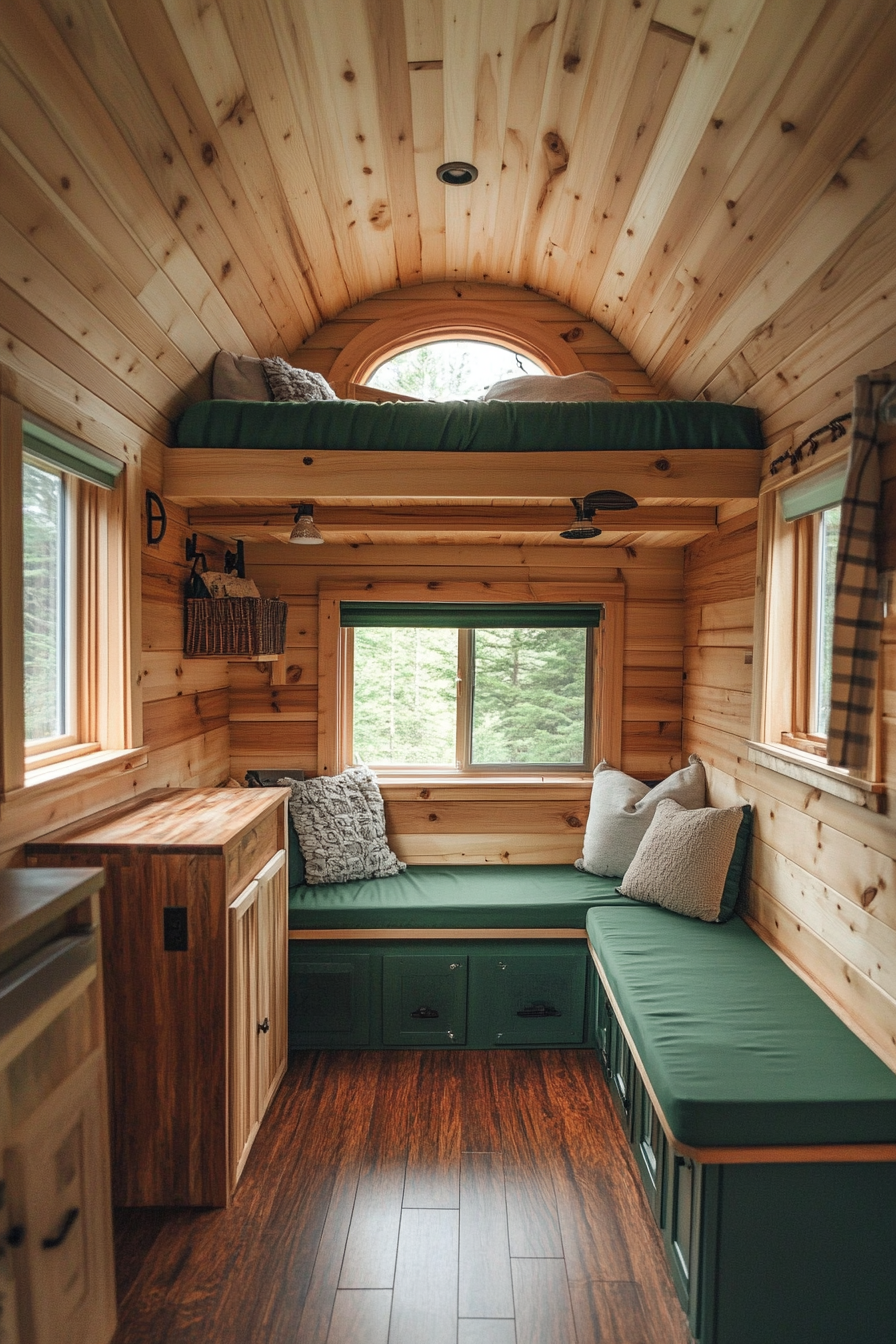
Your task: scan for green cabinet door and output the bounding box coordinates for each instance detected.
[607,1009,635,1139]
[382,953,467,1045]
[468,950,587,1046]
[595,977,612,1074]
[288,947,371,1047]
[633,1073,666,1227]
[665,1152,707,1328]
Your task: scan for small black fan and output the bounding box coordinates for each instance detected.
[559,489,637,539]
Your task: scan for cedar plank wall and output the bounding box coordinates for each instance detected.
[229,288,678,865]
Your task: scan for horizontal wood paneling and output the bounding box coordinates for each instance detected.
[683,511,896,1069]
[229,545,684,856]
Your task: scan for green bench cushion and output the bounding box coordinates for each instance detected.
[586,905,896,1147]
[289,864,630,930]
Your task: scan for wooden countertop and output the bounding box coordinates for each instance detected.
[25,787,290,854]
[0,868,104,956]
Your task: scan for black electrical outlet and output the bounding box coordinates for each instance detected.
[163,906,188,952]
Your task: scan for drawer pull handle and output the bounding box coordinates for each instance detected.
[5,1225,25,1249]
[516,1002,560,1018]
[257,1017,270,1034]
[411,1006,439,1019]
[42,1208,79,1250]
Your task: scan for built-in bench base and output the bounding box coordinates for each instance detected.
[289,939,595,1050]
[588,905,896,1344]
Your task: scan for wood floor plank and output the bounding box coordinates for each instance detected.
[458,1151,514,1319]
[491,1053,564,1258]
[326,1290,392,1344]
[568,1279,655,1344]
[458,1322,518,1344]
[511,1258,577,1344]
[403,1052,461,1209]
[388,1208,458,1344]
[459,1050,503,1153]
[339,1054,416,1289]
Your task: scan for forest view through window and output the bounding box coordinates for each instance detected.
[352,623,592,770]
[23,458,69,744]
[365,339,544,400]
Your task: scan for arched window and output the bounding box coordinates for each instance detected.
[365,339,546,401]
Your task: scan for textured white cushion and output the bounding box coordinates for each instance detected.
[284,767,405,885]
[618,799,744,922]
[575,754,706,878]
[212,350,270,401]
[482,371,617,402]
[262,356,337,402]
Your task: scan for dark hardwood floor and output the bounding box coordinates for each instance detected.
[112,1050,691,1344]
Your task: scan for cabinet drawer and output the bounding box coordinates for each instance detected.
[468,950,586,1046]
[288,948,371,1047]
[382,954,466,1046]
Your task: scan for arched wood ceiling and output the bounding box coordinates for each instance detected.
[2,0,894,457]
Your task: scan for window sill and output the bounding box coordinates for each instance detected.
[746,742,886,812]
[10,747,149,803]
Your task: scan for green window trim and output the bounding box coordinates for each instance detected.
[23,414,124,491]
[340,601,603,629]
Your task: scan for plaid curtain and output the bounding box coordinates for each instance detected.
[827,360,895,772]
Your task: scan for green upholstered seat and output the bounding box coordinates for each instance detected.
[288,864,629,930]
[586,905,896,1147]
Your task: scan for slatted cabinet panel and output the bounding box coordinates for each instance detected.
[255,851,288,1117]
[229,878,260,1191]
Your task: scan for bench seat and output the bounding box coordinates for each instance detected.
[289,863,630,931]
[586,904,896,1148]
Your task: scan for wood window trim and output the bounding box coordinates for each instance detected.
[325,302,586,396]
[0,395,142,799]
[316,578,625,778]
[751,480,884,809]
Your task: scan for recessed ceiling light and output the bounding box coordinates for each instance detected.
[436,161,478,185]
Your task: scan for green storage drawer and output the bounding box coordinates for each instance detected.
[288,947,371,1047]
[633,1073,666,1227]
[382,953,467,1046]
[468,950,587,1047]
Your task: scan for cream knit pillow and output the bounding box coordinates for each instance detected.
[618,799,744,922]
[284,767,405,885]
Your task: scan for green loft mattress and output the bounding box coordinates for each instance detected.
[586,905,896,1148]
[176,398,763,453]
[288,864,630,931]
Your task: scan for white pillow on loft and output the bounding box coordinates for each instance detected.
[482,371,617,402]
[575,755,707,879]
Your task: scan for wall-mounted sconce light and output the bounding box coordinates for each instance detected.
[289,503,324,545]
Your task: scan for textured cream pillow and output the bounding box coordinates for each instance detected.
[262,356,337,402]
[284,767,405,885]
[618,799,744,922]
[575,755,706,878]
[482,371,617,402]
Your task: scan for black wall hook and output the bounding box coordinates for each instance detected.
[145,490,167,546]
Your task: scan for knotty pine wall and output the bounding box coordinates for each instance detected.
[683,502,896,1070]
[229,544,684,866]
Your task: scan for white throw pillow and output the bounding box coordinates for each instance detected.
[575,754,706,878]
[482,371,617,402]
[618,799,745,922]
[284,767,405,885]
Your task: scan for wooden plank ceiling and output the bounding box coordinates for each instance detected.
[2,0,895,547]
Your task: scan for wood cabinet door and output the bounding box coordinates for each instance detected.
[4,1049,115,1344]
[229,879,260,1193]
[255,851,288,1116]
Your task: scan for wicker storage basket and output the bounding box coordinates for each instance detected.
[184,597,288,658]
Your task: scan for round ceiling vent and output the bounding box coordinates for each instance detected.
[436,161,479,185]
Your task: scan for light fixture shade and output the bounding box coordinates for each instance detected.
[289,503,324,545]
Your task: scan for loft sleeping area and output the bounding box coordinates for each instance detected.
[1,4,895,1344]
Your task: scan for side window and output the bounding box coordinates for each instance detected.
[22,456,74,756]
